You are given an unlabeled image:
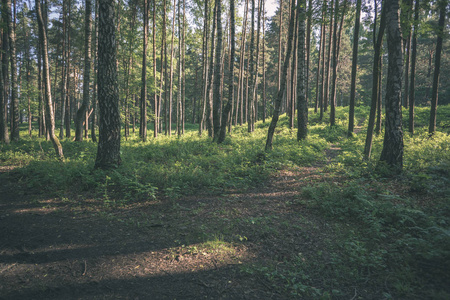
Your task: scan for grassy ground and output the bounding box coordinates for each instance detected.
[0,105,449,299]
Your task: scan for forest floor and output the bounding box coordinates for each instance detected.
[0,155,352,300]
[1,117,449,299]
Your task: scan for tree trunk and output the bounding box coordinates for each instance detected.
[323,0,334,113]
[168,0,176,136]
[153,0,158,137]
[330,0,348,126]
[409,0,419,134]
[364,0,387,159]
[380,0,403,172]
[315,5,325,114]
[95,0,121,169]
[0,10,9,143]
[6,0,19,141]
[428,0,447,136]
[65,0,71,138]
[297,0,307,140]
[265,0,296,150]
[91,0,98,142]
[218,0,235,143]
[213,0,223,140]
[199,0,208,134]
[305,0,312,106]
[75,0,92,141]
[35,0,64,159]
[348,0,361,136]
[140,0,149,141]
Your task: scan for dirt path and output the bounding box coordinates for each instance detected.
[0,165,334,299]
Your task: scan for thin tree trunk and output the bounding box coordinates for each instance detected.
[140,0,149,141]
[199,0,208,134]
[429,0,447,135]
[305,0,312,106]
[409,0,419,134]
[265,0,296,150]
[0,23,9,143]
[348,0,361,136]
[91,0,98,142]
[35,0,64,159]
[75,0,92,141]
[168,0,176,136]
[212,0,223,139]
[323,0,334,113]
[364,0,387,159]
[65,0,71,138]
[6,0,19,141]
[218,0,235,143]
[262,0,266,122]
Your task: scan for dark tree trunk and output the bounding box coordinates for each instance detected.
[380,0,404,172]
[213,0,223,140]
[218,0,235,144]
[75,0,92,141]
[348,0,361,136]
[199,0,208,134]
[95,0,121,169]
[429,0,447,135]
[409,0,419,134]
[0,15,9,143]
[297,0,307,140]
[140,0,148,141]
[153,0,158,137]
[91,0,98,142]
[35,0,64,159]
[364,1,387,158]
[6,0,19,141]
[323,0,334,113]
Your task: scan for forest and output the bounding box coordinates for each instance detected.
[0,0,449,298]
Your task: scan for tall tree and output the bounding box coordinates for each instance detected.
[330,0,348,126]
[247,0,255,133]
[323,0,334,113]
[429,0,447,135]
[409,0,419,134]
[140,0,149,141]
[380,0,404,172]
[168,0,176,136]
[305,0,312,106]
[153,0,158,137]
[364,1,387,159]
[315,3,325,114]
[213,0,222,139]
[265,0,296,150]
[0,5,9,144]
[95,0,121,169]
[297,0,307,140]
[347,0,362,136]
[199,0,209,134]
[218,0,235,143]
[91,0,99,142]
[35,0,64,159]
[6,0,19,141]
[75,0,92,141]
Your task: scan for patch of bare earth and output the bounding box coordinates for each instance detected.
[0,162,342,300]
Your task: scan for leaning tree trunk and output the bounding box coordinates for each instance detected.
[428,0,447,136]
[35,0,64,159]
[95,0,121,169]
[265,0,296,151]
[364,1,387,159]
[75,0,92,142]
[380,0,403,172]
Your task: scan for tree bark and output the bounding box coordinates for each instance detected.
[409,0,419,134]
[75,0,92,141]
[428,0,447,135]
[364,1,387,159]
[35,0,64,159]
[265,0,296,150]
[380,0,403,172]
[297,0,307,140]
[348,0,361,136]
[6,0,19,141]
[213,0,223,139]
[140,0,149,141]
[95,0,121,169]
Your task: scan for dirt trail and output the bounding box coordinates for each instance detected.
[0,165,333,299]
